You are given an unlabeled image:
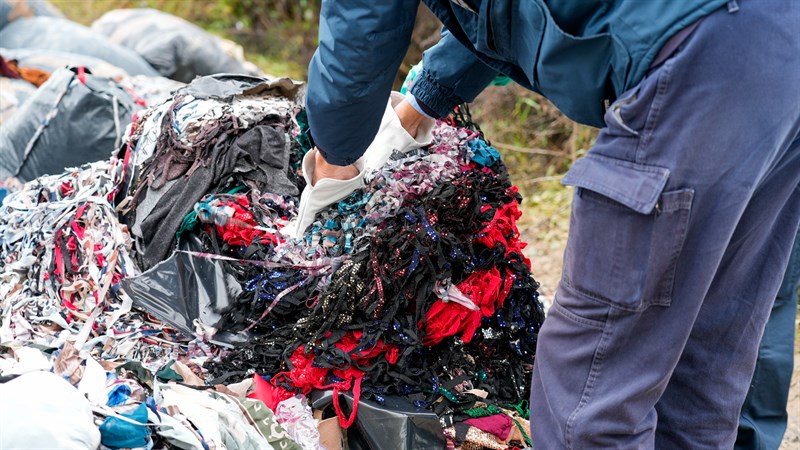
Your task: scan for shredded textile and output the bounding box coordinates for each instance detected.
[200,120,544,432]
[1,73,542,450]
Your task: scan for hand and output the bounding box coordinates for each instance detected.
[361,92,435,172]
[394,98,427,138]
[289,148,365,238]
[312,150,359,185]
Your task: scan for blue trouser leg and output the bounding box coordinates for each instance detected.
[736,228,800,450]
[530,1,800,448]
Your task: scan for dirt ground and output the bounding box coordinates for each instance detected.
[517,195,800,449]
[781,345,800,449]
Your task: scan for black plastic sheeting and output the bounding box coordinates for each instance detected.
[91,8,261,83]
[178,73,303,102]
[0,16,159,76]
[119,248,252,346]
[0,67,138,181]
[312,390,446,450]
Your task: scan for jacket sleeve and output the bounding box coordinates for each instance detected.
[410,29,498,118]
[306,0,419,166]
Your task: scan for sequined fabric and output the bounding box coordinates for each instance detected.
[1,75,543,449]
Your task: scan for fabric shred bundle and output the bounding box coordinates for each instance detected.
[0,74,543,450]
[122,74,302,270]
[0,161,135,346]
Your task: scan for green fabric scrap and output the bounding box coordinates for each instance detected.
[241,397,302,450]
[155,360,183,382]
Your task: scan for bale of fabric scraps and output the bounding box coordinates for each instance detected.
[0,16,159,76]
[0,76,35,124]
[120,73,304,270]
[0,0,63,30]
[0,47,131,79]
[92,8,262,83]
[0,67,139,181]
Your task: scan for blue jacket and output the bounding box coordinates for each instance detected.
[307,0,727,165]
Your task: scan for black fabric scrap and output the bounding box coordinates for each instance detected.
[130,112,298,269]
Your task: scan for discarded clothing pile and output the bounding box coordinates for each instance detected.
[0,71,543,449]
[0,141,312,450]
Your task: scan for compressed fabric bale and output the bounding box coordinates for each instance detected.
[0,76,35,124]
[1,47,130,79]
[0,67,138,181]
[91,8,261,83]
[0,16,159,76]
[0,0,62,30]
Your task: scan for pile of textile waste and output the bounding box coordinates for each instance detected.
[0,32,544,450]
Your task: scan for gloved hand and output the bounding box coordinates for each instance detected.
[285,148,365,238]
[286,92,433,239]
[362,92,435,172]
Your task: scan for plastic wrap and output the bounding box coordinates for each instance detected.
[0,0,62,30]
[1,47,130,79]
[0,77,35,124]
[0,67,137,181]
[0,17,158,76]
[311,390,446,450]
[119,246,251,346]
[91,8,261,83]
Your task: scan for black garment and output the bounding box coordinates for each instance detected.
[135,123,297,269]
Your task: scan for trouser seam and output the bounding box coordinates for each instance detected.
[564,307,616,448]
[636,57,674,163]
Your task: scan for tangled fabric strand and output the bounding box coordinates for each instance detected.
[202,118,545,429]
[1,74,543,449]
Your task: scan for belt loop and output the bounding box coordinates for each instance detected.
[727,0,740,13]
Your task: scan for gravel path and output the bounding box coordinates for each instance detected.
[780,350,800,449]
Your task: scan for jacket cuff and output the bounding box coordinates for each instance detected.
[405,92,436,120]
[409,69,463,118]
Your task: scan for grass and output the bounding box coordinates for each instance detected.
[50,0,313,79]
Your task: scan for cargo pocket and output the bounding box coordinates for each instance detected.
[560,153,694,311]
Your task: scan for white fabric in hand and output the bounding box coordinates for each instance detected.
[286,148,365,238]
[362,92,434,172]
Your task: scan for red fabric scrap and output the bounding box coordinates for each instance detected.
[475,196,531,270]
[207,195,280,247]
[464,413,514,441]
[422,299,482,346]
[60,181,74,197]
[422,267,510,346]
[268,331,398,428]
[248,373,291,412]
